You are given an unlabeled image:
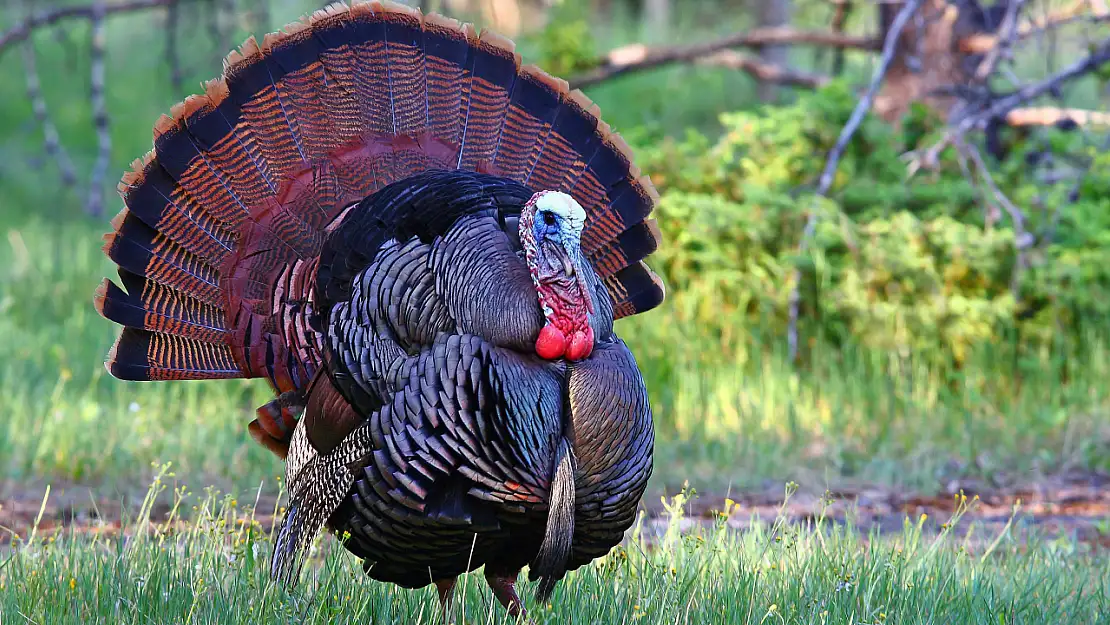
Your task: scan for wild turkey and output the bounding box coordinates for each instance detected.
[94,1,663,618]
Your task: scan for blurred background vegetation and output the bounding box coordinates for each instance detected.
[2,0,1109,500]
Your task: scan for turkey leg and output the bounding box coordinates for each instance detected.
[484,569,528,619]
[248,390,305,458]
[435,577,458,622]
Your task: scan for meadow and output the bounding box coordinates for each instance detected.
[1,1,1109,623]
[2,477,1108,624]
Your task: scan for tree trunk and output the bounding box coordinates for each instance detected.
[756,0,792,103]
[873,0,1004,123]
[644,0,670,39]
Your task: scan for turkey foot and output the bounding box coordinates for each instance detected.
[435,577,458,623]
[484,569,530,621]
[248,390,305,459]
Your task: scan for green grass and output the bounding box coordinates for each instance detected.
[3,211,1109,496]
[2,477,1107,624]
[3,3,1110,623]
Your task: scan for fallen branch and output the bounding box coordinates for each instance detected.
[0,0,190,58]
[959,1,1105,54]
[568,27,880,90]
[1005,106,1110,127]
[787,0,923,363]
[696,51,830,89]
[908,37,1110,173]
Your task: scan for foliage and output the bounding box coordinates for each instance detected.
[5,213,1110,493]
[635,80,1110,367]
[2,476,1107,624]
[524,13,599,77]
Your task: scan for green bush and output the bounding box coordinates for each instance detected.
[635,81,1110,367]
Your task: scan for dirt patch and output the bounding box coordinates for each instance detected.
[2,472,1108,549]
[638,470,1110,550]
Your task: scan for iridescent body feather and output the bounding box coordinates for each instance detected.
[94,1,663,616]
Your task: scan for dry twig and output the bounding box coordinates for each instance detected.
[568,27,880,90]
[961,141,1034,299]
[960,1,1108,54]
[786,0,923,362]
[0,0,186,57]
[973,0,1029,81]
[1005,106,1110,127]
[908,37,1110,174]
[696,51,830,89]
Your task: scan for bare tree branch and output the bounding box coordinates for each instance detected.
[88,1,111,217]
[961,141,1034,300]
[974,36,1110,124]
[960,1,1106,54]
[696,51,830,89]
[22,34,77,190]
[909,37,1110,173]
[1005,106,1110,127]
[787,0,923,363]
[567,27,880,90]
[973,0,1029,81]
[0,0,188,58]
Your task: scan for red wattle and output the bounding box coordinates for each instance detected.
[535,325,567,360]
[565,327,594,361]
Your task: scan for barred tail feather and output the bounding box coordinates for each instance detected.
[97,0,664,389]
[94,272,229,345]
[105,328,241,381]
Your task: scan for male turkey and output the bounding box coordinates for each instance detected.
[94,1,663,618]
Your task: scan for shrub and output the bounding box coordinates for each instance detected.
[634,81,1109,367]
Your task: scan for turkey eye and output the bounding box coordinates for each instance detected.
[542,211,556,226]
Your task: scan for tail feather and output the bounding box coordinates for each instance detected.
[459,30,519,171]
[116,156,236,263]
[98,1,664,390]
[588,219,661,280]
[382,6,429,137]
[94,272,229,345]
[106,327,241,381]
[423,13,471,143]
[492,66,561,181]
[605,262,666,320]
[102,210,222,307]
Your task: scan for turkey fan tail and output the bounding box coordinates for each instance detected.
[529,437,577,601]
[475,53,666,318]
[97,1,664,389]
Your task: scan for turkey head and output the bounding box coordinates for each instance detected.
[520,191,596,362]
